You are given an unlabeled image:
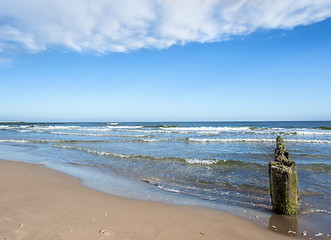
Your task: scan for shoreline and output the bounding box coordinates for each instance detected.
[0,158,294,240]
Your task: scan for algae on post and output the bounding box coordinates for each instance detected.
[268,136,298,216]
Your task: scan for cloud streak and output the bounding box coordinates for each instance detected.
[0,0,331,54]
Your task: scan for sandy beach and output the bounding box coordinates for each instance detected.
[0,159,294,240]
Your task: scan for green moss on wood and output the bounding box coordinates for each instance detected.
[276,136,286,151]
[269,136,298,216]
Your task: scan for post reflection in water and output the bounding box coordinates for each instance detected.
[268,214,298,237]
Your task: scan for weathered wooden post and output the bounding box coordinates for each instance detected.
[268,136,298,216]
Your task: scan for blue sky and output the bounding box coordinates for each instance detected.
[0,1,331,122]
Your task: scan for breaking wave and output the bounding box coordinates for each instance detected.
[129,138,172,143]
[160,126,251,132]
[129,138,331,144]
[107,125,143,129]
[0,139,109,144]
[2,123,331,138]
[50,145,274,169]
[308,209,331,215]
[50,131,151,138]
[106,122,119,125]
[186,138,331,144]
[51,145,237,166]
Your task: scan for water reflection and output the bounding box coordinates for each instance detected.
[268,214,298,237]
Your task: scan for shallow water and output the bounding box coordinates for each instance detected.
[0,121,330,238]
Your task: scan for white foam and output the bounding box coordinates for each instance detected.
[54,145,107,155]
[160,126,251,132]
[134,129,179,134]
[0,139,63,143]
[18,125,30,129]
[107,126,143,129]
[187,138,274,143]
[286,139,331,144]
[53,145,130,158]
[0,139,31,143]
[157,186,181,193]
[19,125,142,133]
[17,130,32,133]
[249,127,331,136]
[52,145,221,166]
[134,129,228,135]
[18,125,80,131]
[134,139,170,143]
[50,131,150,138]
[75,127,112,132]
[0,139,108,144]
[187,138,331,144]
[17,130,44,133]
[107,122,119,125]
[50,131,103,136]
[48,126,122,132]
[294,130,331,136]
[185,158,219,165]
[311,209,331,214]
[196,131,222,135]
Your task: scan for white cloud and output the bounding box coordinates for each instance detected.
[0,0,330,54]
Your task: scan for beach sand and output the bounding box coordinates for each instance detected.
[0,159,292,240]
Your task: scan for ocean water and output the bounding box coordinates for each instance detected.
[0,121,330,237]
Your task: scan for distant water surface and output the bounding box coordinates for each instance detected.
[0,121,330,237]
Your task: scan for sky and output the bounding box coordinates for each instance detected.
[0,0,331,122]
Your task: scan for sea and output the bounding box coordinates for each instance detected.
[0,121,330,238]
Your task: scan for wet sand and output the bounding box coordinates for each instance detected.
[0,159,293,240]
